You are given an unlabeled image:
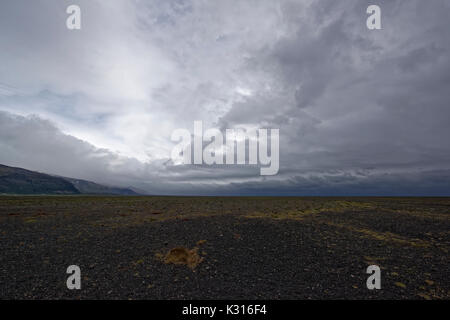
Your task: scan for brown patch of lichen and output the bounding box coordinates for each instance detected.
[159,246,204,269]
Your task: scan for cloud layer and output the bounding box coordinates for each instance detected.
[1,0,450,195]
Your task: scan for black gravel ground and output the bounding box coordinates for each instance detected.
[0,196,448,299]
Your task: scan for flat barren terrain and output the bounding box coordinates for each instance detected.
[0,196,448,299]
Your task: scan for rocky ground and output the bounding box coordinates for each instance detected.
[0,196,448,299]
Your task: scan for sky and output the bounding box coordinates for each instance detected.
[0,0,450,196]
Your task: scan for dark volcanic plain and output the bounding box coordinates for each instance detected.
[0,196,448,300]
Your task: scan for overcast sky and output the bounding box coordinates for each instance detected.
[1,0,450,195]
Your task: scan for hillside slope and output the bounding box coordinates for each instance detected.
[0,164,79,194]
[0,164,139,195]
[63,177,138,195]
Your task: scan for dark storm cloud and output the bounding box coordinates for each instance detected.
[217,0,450,195]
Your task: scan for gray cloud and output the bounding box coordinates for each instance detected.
[1,0,450,195]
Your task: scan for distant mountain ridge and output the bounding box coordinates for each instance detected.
[63,177,138,195]
[0,164,139,195]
